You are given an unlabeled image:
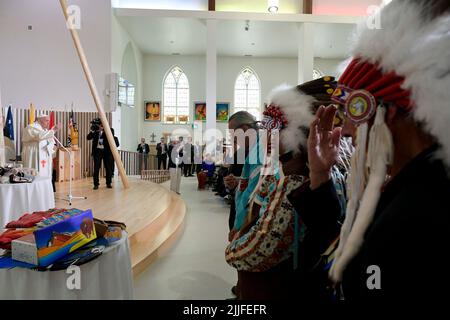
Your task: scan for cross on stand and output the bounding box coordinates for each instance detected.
[150,132,156,143]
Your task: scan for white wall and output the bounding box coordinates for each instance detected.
[141,54,343,142]
[0,0,111,111]
[315,58,346,77]
[111,14,144,151]
[142,55,205,142]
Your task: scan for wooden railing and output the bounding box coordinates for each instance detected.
[141,170,170,184]
[119,150,158,176]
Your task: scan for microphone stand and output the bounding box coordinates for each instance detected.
[54,136,87,205]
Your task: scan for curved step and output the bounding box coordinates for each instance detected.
[55,178,186,276]
[130,193,186,276]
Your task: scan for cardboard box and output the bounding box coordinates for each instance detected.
[12,209,97,266]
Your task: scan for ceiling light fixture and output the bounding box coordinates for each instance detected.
[268,0,279,13]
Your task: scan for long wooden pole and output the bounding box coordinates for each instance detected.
[59,0,129,188]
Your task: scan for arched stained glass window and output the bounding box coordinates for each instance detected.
[234,67,261,120]
[163,66,190,123]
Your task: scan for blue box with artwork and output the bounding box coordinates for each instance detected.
[11,209,97,266]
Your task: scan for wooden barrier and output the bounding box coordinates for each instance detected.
[141,170,170,184]
[119,151,158,176]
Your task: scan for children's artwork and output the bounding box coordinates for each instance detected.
[145,101,161,121]
[194,102,207,121]
[216,103,230,122]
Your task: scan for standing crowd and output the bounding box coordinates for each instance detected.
[220,0,450,304]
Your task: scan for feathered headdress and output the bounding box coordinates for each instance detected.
[264,76,337,155]
[330,0,450,283]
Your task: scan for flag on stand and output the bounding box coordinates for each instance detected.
[67,109,74,146]
[70,112,78,146]
[0,92,4,165]
[4,105,14,141]
[29,103,35,124]
[49,111,57,168]
[49,111,55,129]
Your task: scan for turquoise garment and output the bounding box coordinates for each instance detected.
[233,141,263,231]
[331,167,348,219]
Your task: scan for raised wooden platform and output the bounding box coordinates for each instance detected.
[54,177,186,276]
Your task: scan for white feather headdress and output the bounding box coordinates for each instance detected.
[352,0,450,166]
[329,0,450,283]
[265,84,316,154]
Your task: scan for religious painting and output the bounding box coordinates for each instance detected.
[194,102,207,121]
[216,103,230,122]
[145,101,161,121]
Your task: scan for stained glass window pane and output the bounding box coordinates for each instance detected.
[163,67,190,123]
[234,68,261,120]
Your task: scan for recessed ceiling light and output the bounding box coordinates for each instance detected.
[244,54,253,57]
[251,43,255,46]
[172,53,180,55]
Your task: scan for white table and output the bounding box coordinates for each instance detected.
[0,232,134,300]
[0,177,55,228]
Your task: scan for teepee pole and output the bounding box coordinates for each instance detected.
[59,0,129,188]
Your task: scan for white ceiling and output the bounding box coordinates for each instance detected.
[117,16,355,59]
[113,0,301,13]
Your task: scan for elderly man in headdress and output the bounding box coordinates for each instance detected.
[22,114,59,177]
[303,0,450,304]
[225,76,351,300]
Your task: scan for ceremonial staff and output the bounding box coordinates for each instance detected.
[59,0,129,188]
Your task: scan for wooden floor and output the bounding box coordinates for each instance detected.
[55,177,186,276]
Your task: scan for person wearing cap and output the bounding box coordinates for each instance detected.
[22,114,60,177]
[305,0,450,303]
[225,77,350,300]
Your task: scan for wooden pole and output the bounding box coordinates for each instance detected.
[208,0,215,11]
[59,0,129,188]
[303,0,313,14]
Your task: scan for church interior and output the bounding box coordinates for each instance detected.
[1,0,448,310]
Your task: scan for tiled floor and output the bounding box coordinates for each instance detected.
[133,176,237,300]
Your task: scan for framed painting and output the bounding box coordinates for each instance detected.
[216,102,230,122]
[145,101,161,121]
[194,102,207,121]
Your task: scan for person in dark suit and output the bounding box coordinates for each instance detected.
[87,122,119,190]
[156,137,168,170]
[183,139,194,177]
[137,138,150,171]
[137,138,150,154]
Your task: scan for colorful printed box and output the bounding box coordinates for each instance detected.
[12,209,97,266]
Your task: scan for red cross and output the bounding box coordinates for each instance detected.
[41,160,46,168]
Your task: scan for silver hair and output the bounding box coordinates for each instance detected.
[229,111,258,129]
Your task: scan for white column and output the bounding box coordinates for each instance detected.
[205,19,217,156]
[298,22,314,84]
